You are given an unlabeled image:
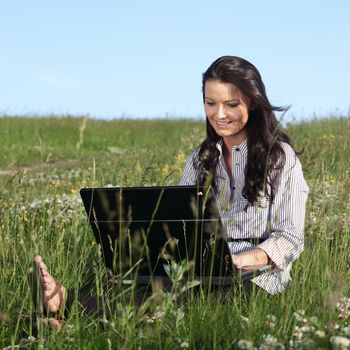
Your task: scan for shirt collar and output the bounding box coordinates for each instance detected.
[215,138,248,156]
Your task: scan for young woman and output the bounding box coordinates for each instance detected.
[180,55,309,294]
[31,56,308,326]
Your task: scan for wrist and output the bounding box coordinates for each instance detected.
[232,248,270,268]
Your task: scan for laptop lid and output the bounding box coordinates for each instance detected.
[80,185,234,279]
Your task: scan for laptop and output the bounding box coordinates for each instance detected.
[80,185,270,287]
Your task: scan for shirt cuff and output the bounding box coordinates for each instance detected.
[257,237,293,271]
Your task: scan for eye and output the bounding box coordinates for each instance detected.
[205,101,215,106]
[227,103,239,108]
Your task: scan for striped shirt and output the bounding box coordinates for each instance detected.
[179,139,309,294]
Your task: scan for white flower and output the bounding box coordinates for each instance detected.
[266,314,276,329]
[145,316,154,324]
[259,334,285,350]
[330,336,350,350]
[315,330,326,338]
[237,339,254,350]
[343,327,350,337]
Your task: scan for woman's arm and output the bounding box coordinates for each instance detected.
[232,248,271,268]
[233,145,309,270]
[255,145,308,270]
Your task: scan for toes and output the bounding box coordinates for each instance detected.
[41,268,49,278]
[48,317,63,329]
[43,275,51,285]
[38,260,47,271]
[33,255,42,264]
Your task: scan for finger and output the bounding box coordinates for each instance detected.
[232,255,242,268]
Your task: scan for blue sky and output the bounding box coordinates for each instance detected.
[0,1,349,120]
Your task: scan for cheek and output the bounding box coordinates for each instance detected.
[204,106,214,118]
[243,111,250,123]
[238,108,249,122]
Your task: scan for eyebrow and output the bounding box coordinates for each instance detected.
[205,97,240,103]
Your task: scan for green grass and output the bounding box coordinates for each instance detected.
[0,115,349,349]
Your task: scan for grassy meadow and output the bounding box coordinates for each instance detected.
[0,115,349,349]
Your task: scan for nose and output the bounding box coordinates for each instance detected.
[216,105,226,119]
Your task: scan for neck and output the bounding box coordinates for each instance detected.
[222,130,247,151]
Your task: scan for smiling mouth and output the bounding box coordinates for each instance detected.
[216,120,232,127]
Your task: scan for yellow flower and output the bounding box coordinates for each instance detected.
[161,164,170,177]
[326,175,335,183]
[134,161,143,175]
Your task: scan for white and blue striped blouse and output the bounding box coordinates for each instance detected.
[179,138,309,294]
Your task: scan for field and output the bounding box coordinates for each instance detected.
[0,115,349,349]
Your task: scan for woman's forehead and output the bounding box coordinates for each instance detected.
[204,80,243,100]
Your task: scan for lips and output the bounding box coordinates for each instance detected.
[216,120,231,127]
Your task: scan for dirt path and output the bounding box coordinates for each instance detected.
[0,159,78,176]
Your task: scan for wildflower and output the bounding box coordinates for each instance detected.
[0,312,10,323]
[337,297,350,321]
[145,316,154,324]
[161,164,172,179]
[315,330,326,338]
[343,327,350,337]
[259,334,284,350]
[326,175,336,183]
[175,151,186,164]
[153,306,165,321]
[101,318,109,325]
[240,315,250,323]
[293,326,304,340]
[330,336,350,350]
[266,314,276,329]
[180,341,189,349]
[134,162,143,175]
[237,339,254,350]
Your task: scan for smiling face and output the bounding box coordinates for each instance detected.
[204,80,250,149]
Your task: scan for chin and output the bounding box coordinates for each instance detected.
[215,129,237,138]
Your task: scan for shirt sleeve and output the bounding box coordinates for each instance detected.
[179,150,199,186]
[257,144,309,271]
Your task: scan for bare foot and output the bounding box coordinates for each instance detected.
[33,255,67,314]
[37,317,63,330]
[48,317,63,329]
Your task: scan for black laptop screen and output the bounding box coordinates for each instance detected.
[80,186,233,278]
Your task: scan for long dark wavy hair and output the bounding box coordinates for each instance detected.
[196,55,296,206]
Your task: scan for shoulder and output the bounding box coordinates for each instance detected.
[182,148,200,169]
[187,147,200,161]
[179,148,200,185]
[280,142,304,183]
[280,142,296,158]
[273,142,309,195]
[279,142,299,168]
[270,142,300,182]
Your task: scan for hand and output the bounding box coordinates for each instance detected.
[232,248,271,269]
